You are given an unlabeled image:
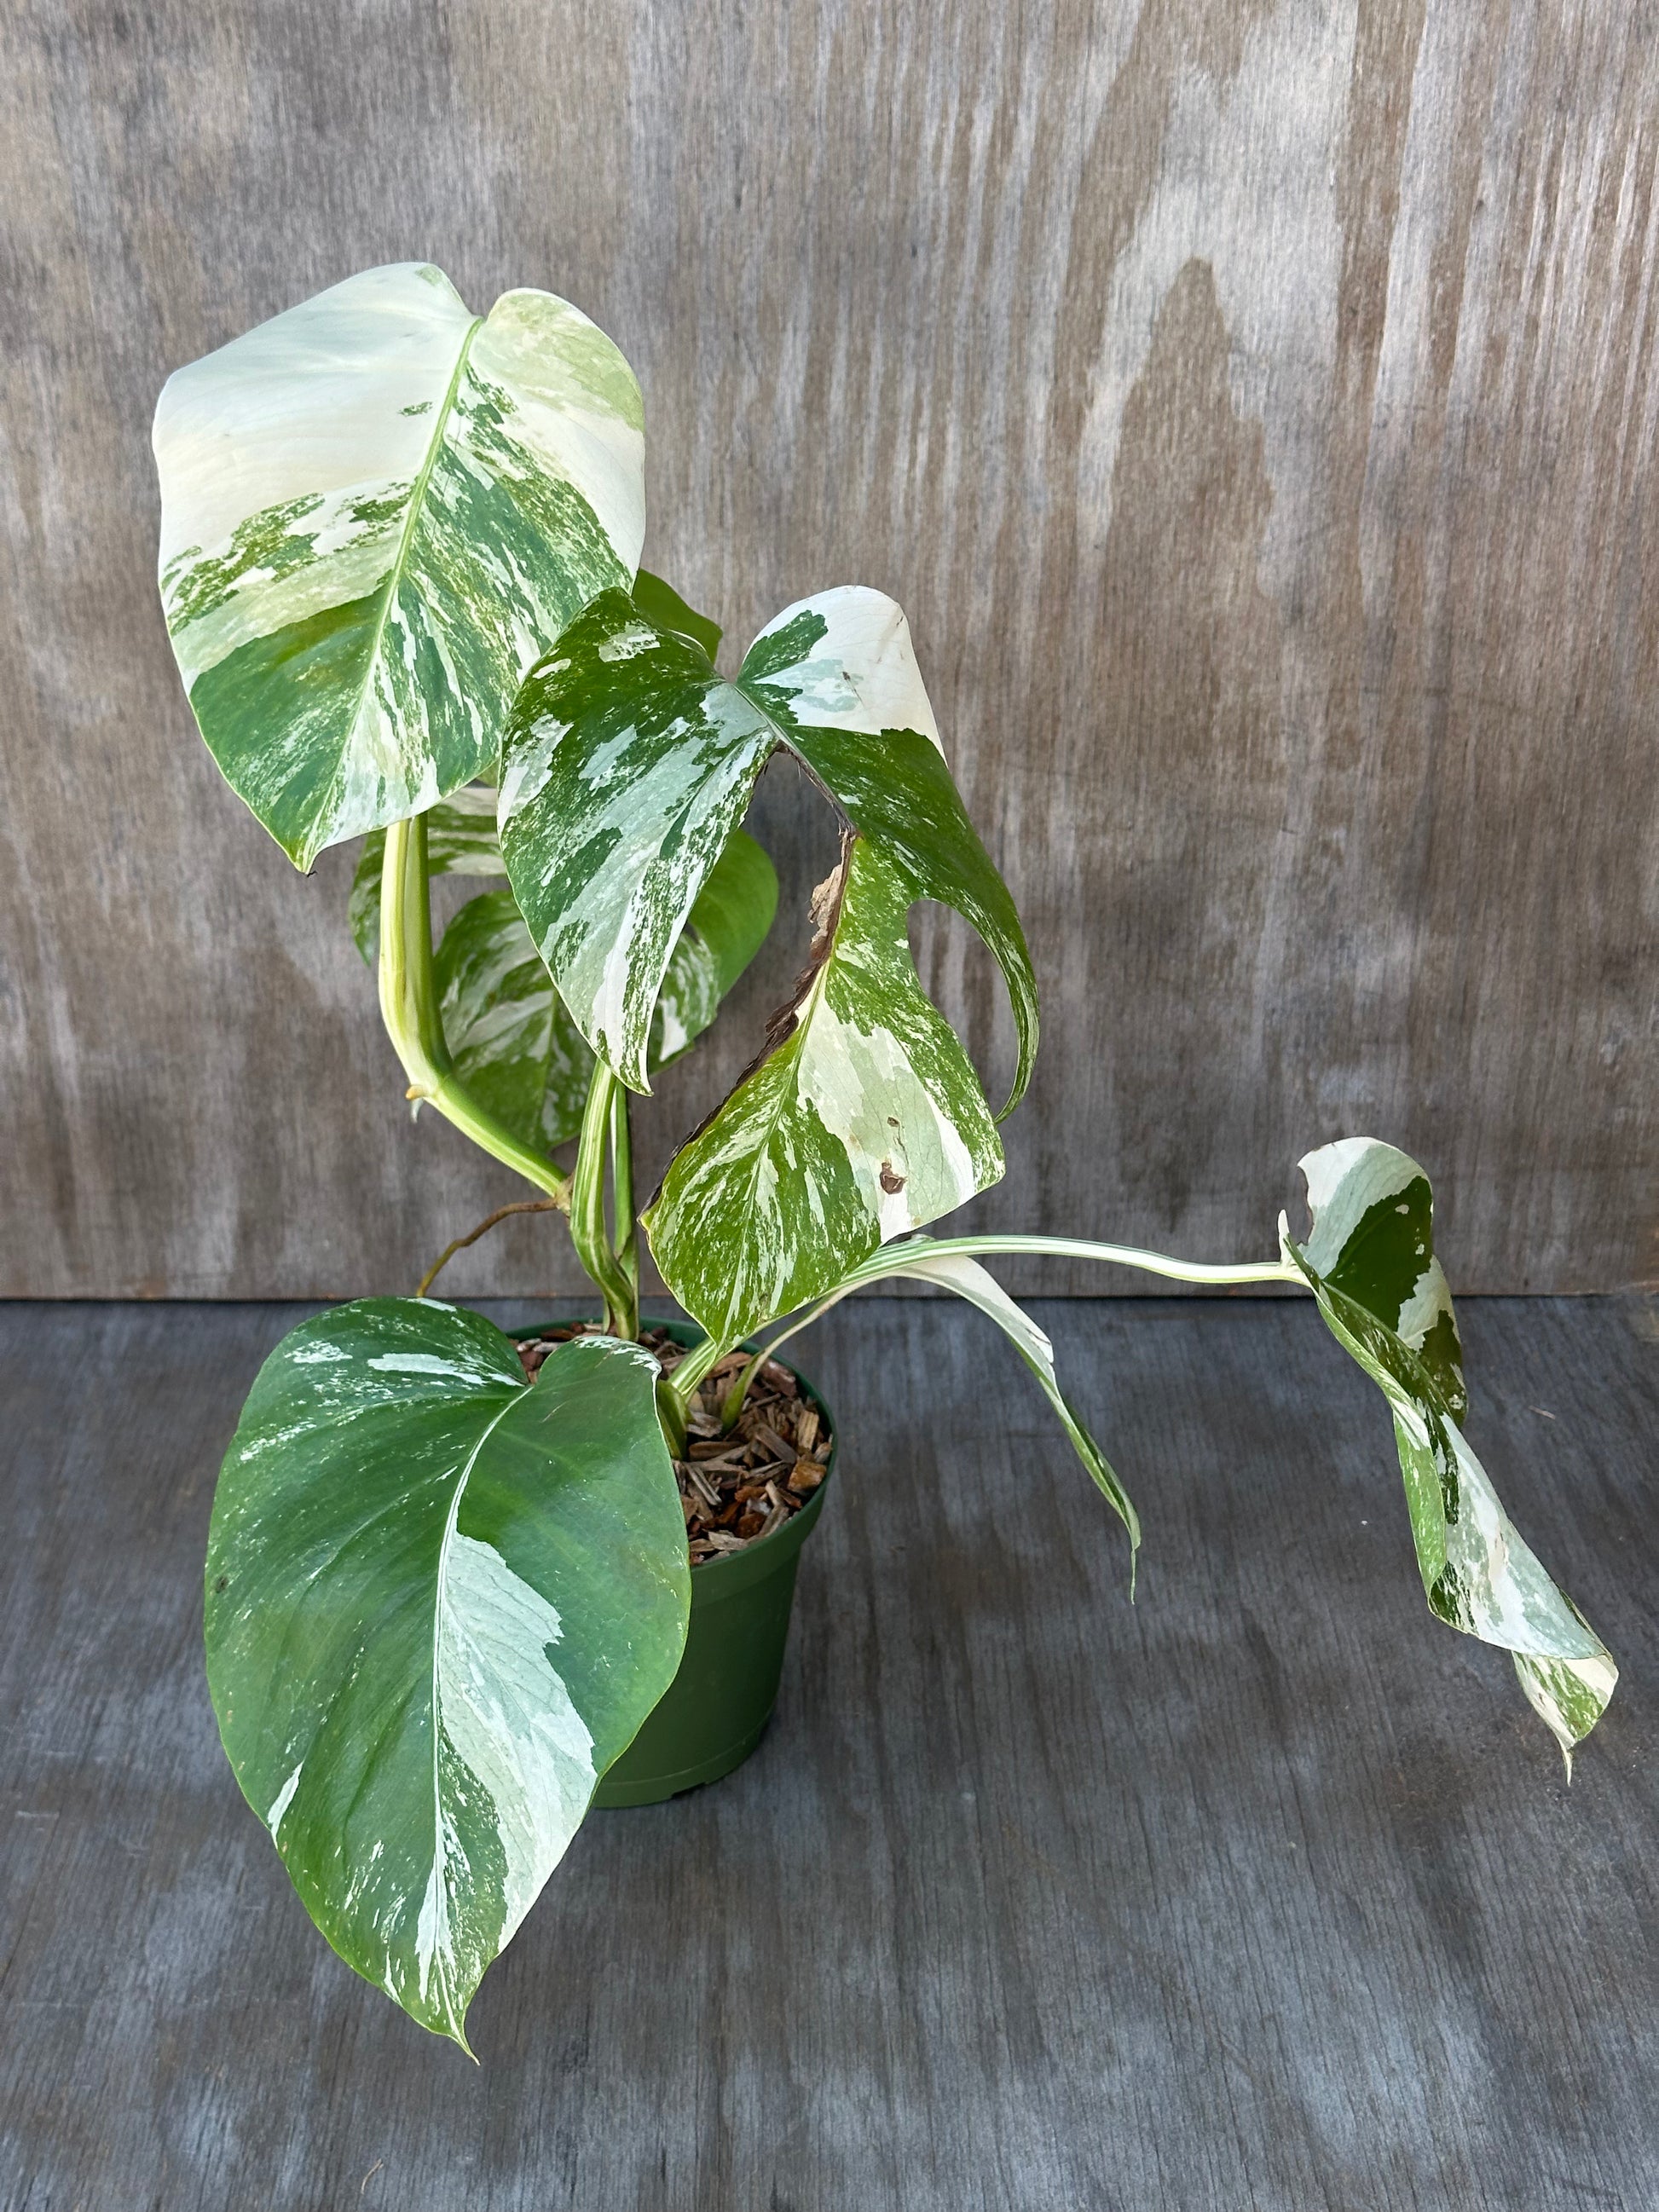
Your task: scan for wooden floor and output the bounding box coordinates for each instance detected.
[0,1296,1653,2211]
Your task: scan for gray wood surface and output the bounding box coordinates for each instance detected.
[1,1294,1653,2209]
[3,1,1656,1297]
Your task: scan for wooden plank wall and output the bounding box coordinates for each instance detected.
[3,0,1655,1298]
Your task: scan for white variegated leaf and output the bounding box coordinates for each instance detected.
[1283,1137,1616,1765]
[435,890,596,1150]
[644,838,1004,1345]
[155,263,645,870]
[205,1302,687,2048]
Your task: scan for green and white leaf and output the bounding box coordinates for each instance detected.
[644,836,1004,1346]
[738,592,1037,1114]
[1282,1137,1616,1765]
[430,829,778,1152]
[760,1237,1139,1558]
[205,1301,687,2049]
[499,584,1034,1102]
[350,785,505,962]
[155,262,645,871]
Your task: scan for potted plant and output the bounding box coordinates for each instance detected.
[153,263,1617,2053]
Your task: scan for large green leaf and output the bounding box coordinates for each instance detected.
[498,584,1034,1104]
[644,836,1004,1344]
[1282,1138,1616,1765]
[428,829,777,1152]
[205,1302,687,2048]
[155,263,645,871]
[350,786,505,962]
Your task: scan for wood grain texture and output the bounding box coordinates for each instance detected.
[0,1294,1654,2207]
[2,1,1656,1297]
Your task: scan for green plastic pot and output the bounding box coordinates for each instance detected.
[518,1317,835,1807]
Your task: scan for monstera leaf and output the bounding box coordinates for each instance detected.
[647,838,1004,1343]
[430,829,778,1152]
[154,262,645,870]
[205,1302,687,2049]
[498,584,1035,1342]
[1282,1138,1616,1764]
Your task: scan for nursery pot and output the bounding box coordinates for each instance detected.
[523,1318,835,1807]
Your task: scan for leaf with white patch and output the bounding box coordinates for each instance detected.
[155,262,645,870]
[644,837,1004,1345]
[1282,1138,1616,1765]
[205,1302,687,2047]
[499,584,1033,1103]
[350,785,505,962]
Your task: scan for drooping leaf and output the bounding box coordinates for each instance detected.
[1282,1138,1616,1765]
[430,829,779,1150]
[630,566,723,661]
[498,584,1034,1102]
[155,263,645,871]
[350,786,505,962]
[205,1302,687,2048]
[644,836,1004,1345]
[757,1237,1139,1558]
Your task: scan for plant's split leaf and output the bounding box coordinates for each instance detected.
[1283,1137,1616,1765]
[155,263,645,870]
[350,786,505,962]
[499,584,1034,1101]
[645,837,1004,1343]
[205,1302,688,2047]
[498,584,1033,1343]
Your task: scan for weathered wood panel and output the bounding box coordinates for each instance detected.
[1,0,1655,1296]
[1,1295,1654,2205]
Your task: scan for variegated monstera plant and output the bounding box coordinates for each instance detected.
[154,263,1616,2052]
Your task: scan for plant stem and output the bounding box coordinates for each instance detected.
[609,1080,639,1304]
[719,1234,1301,1427]
[379,817,571,1207]
[414,1198,565,1300]
[570,1061,638,1338]
[839,1234,1302,1289]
